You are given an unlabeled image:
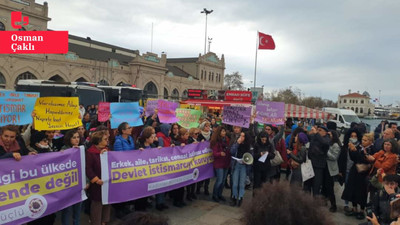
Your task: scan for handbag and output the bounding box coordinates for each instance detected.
[301,155,315,182]
[355,163,371,173]
[270,151,284,167]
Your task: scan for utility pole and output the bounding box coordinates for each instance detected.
[201,8,213,55]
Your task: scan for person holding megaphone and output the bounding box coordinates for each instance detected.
[230,131,252,207]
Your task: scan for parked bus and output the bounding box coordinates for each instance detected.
[15,80,106,106]
[97,85,144,103]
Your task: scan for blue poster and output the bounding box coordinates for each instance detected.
[110,102,143,129]
[0,90,40,126]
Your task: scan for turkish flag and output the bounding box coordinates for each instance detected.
[258,32,275,50]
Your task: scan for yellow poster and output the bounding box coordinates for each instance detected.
[33,97,82,130]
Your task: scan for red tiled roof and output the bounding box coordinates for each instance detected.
[340,93,369,98]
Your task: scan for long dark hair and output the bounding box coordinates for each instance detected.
[330,130,342,147]
[210,126,226,148]
[64,129,78,147]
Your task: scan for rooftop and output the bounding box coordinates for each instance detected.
[340,93,370,98]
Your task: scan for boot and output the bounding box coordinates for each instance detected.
[237,198,243,207]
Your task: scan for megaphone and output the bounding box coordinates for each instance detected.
[242,152,254,165]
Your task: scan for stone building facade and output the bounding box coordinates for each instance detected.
[0,0,225,100]
[338,90,375,117]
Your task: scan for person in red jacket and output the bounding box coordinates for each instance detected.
[210,126,231,202]
[86,131,109,225]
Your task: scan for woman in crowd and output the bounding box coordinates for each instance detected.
[170,123,180,146]
[367,138,399,182]
[171,128,189,207]
[252,131,275,190]
[266,125,287,181]
[82,112,92,131]
[135,126,158,211]
[230,132,251,207]
[114,122,134,151]
[186,128,200,201]
[61,129,83,225]
[338,128,362,213]
[324,130,341,212]
[86,131,110,225]
[210,126,230,202]
[287,132,308,186]
[342,132,374,220]
[197,121,212,195]
[77,125,87,145]
[0,125,30,160]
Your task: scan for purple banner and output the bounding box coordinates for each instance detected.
[222,105,252,128]
[0,147,87,225]
[255,100,285,125]
[157,100,179,123]
[100,141,213,204]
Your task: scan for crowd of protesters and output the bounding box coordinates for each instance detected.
[2,101,400,225]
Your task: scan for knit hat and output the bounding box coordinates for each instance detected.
[297,132,309,145]
[318,126,329,132]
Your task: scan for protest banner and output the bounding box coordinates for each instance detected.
[33,97,82,130]
[145,100,158,117]
[255,101,285,125]
[176,108,202,129]
[157,100,179,123]
[0,147,87,225]
[100,141,213,204]
[98,102,110,122]
[0,90,39,126]
[110,102,143,129]
[222,105,252,128]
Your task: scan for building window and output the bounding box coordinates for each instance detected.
[172,88,179,100]
[0,22,5,31]
[204,71,207,80]
[212,72,214,81]
[76,77,88,82]
[98,79,109,85]
[355,107,358,113]
[164,88,169,99]
[144,81,158,99]
[351,107,354,111]
[0,72,5,88]
[15,71,37,85]
[361,100,364,104]
[360,108,364,114]
[356,100,358,104]
[182,90,188,99]
[344,99,347,103]
[201,70,203,80]
[49,75,65,82]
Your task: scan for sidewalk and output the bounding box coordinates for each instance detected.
[55,177,362,225]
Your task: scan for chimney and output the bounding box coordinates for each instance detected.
[348,89,351,94]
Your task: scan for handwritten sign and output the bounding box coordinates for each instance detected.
[145,100,158,117]
[98,102,110,122]
[176,108,202,129]
[110,102,143,129]
[255,101,285,125]
[34,97,82,130]
[158,100,179,123]
[222,105,252,128]
[0,90,39,126]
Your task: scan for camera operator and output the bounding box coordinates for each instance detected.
[365,169,400,225]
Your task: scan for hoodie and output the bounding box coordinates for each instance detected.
[157,124,172,147]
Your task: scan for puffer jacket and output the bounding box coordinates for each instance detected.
[113,135,135,151]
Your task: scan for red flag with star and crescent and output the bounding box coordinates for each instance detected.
[258,32,275,50]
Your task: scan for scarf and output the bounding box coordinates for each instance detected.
[0,138,20,153]
[201,130,211,141]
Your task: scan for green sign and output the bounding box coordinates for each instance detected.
[176,108,202,129]
[144,55,160,63]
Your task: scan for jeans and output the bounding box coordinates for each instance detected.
[213,168,228,198]
[231,163,247,199]
[61,202,82,225]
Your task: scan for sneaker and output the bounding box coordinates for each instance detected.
[356,212,365,220]
[212,196,220,202]
[230,198,237,207]
[218,196,226,202]
[329,205,337,213]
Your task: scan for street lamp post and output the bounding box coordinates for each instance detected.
[201,8,213,55]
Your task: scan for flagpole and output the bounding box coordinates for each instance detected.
[253,31,258,88]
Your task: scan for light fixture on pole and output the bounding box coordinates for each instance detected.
[201,8,213,55]
[208,37,212,52]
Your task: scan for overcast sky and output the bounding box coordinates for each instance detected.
[38,0,400,105]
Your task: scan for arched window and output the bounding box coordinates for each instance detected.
[75,77,88,82]
[344,99,347,103]
[351,107,354,111]
[201,70,203,80]
[98,79,109,85]
[49,75,65,82]
[360,108,364,114]
[0,22,5,31]
[361,100,364,104]
[15,71,37,85]
[355,107,358,113]
[117,82,125,86]
[164,88,169,99]
[171,88,179,100]
[368,108,371,115]
[0,72,6,89]
[182,90,188,99]
[144,81,158,98]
